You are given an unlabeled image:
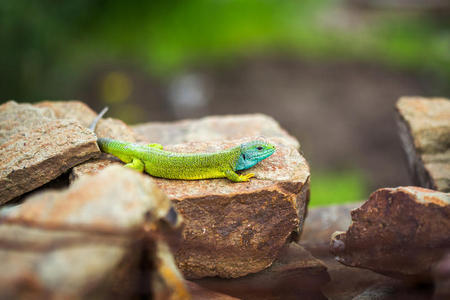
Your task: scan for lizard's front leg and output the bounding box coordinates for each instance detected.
[124,157,145,172]
[224,170,255,182]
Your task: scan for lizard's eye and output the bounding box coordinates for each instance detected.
[257,146,263,150]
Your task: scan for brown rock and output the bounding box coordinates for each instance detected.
[0,101,99,205]
[299,204,393,300]
[396,97,450,192]
[36,100,147,180]
[71,143,308,279]
[132,114,300,148]
[0,166,188,299]
[331,186,450,281]
[72,113,310,279]
[36,100,142,142]
[150,137,309,279]
[193,243,329,300]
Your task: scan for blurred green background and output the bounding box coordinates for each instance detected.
[1,0,449,205]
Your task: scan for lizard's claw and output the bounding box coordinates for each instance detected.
[240,173,255,182]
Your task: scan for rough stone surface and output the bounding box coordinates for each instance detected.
[73,137,310,279]
[396,97,450,192]
[0,166,188,299]
[54,104,309,279]
[193,243,329,300]
[153,137,310,279]
[36,100,143,142]
[67,111,310,279]
[36,100,151,180]
[331,186,450,281]
[132,114,300,148]
[0,101,99,205]
[298,204,392,300]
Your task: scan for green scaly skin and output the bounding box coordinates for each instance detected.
[98,138,264,182]
[90,108,276,182]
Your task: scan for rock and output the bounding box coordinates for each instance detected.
[299,204,393,300]
[193,243,329,300]
[396,97,450,192]
[35,100,142,142]
[36,101,147,180]
[0,166,188,299]
[433,252,450,300]
[331,186,450,281]
[0,101,99,205]
[132,114,300,148]
[71,112,310,279]
[185,281,240,300]
[317,254,393,300]
[151,137,309,279]
[301,202,362,255]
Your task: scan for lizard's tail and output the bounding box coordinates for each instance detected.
[88,107,109,132]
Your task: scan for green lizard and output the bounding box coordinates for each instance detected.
[89,108,276,182]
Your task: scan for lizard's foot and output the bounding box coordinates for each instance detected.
[224,170,255,182]
[124,158,145,172]
[147,143,163,150]
[239,173,255,182]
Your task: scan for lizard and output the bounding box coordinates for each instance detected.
[89,108,276,182]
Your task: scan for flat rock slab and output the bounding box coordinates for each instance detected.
[0,166,188,299]
[396,97,450,192]
[132,114,300,148]
[0,101,99,204]
[331,186,450,281]
[193,243,329,300]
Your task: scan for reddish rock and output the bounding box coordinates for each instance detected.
[0,101,99,204]
[36,100,143,142]
[396,97,450,192]
[151,138,309,279]
[36,101,148,180]
[331,186,450,281]
[69,110,310,279]
[0,166,188,299]
[73,137,310,279]
[193,243,329,300]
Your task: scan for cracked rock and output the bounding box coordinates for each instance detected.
[331,186,450,281]
[396,97,450,192]
[0,165,188,299]
[0,101,99,204]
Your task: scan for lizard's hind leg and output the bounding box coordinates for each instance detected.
[124,158,145,172]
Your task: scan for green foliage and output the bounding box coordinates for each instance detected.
[310,170,366,207]
[1,0,449,100]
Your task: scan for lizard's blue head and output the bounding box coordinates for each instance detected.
[235,141,276,171]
